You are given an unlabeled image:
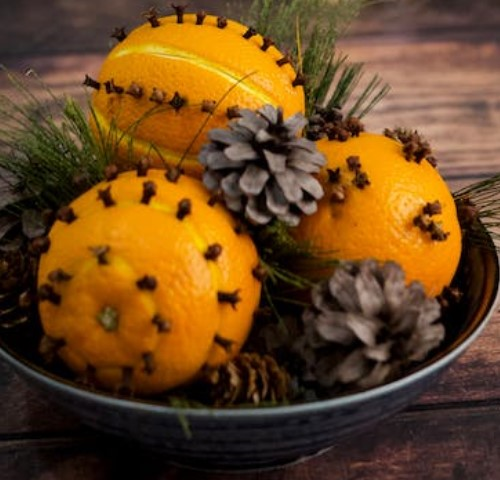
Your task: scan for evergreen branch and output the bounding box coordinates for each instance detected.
[246,0,371,54]
[254,220,339,319]
[0,69,109,214]
[245,0,390,117]
[320,58,390,118]
[453,174,500,251]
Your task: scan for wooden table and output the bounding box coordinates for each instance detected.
[1,1,500,478]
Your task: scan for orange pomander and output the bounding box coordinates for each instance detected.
[37,170,262,395]
[90,13,305,176]
[293,133,462,297]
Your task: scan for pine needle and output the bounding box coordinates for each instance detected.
[320,55,391,118]
[0,68,110,215]
[255,220,339,316]
[245,0,389,116]
[453,175,500,251]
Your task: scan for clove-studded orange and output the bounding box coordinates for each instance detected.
[293,133,462,297]
[89,12,305,176]
[37,169,262,395]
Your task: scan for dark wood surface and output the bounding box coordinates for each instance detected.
[1,1,500,478]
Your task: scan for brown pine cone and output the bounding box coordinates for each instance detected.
[199,353,291,407]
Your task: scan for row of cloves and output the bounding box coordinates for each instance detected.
[108,5,303,87]
[39,244,244,309]
[140,6,225,29]
[84,75,188,111]
[84,75,247,117]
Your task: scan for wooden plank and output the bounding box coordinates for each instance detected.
[418,310,500,406]
[306,406,500,480]
[2,405,500,480]
[0,0,246,58]
[352,0,500,38]
[0,361,81,435]
[1,0,500,58]
[337,38,500,178]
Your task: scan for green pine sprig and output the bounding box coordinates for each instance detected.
[254,220,339,321]
[247,0,368,53]
[245,0,390,116]
[308,51,391,117]
[0,69,109,214]
[453,176,500,251]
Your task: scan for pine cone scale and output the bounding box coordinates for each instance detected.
[263,150,287,173]
[239,165,270,196]
[225,143,259,162]
[274,170,303,203]
[296,198,318,215]
[328,269,361,312]
[246,198,273,225]
[315,311,357,345]
[220,172,242,198]
[265,184,289,215]
[208,128,242,145]
[355,268,386,317]
[345,314,383,347]
[206,150,244,170]
[294,170,324,199]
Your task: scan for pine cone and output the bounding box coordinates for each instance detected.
[200,105,326,226]
[0,241,36,328]
[295,259,444,391]
[0,247,30,292]
[199,353,291,407]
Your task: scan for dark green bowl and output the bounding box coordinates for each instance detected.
[0,234,498,472]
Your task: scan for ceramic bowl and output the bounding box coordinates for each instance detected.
[0,233,498,472]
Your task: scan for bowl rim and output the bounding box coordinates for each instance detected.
[1,247,499,419]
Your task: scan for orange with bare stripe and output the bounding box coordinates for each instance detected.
[91,14,305,175]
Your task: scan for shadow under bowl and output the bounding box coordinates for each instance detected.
[0,234,499,472]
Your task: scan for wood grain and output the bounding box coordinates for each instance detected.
[336,37,500,178]
[2,405,500,480]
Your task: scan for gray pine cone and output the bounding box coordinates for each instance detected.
[199,105,326,226]
[296,259,444,391]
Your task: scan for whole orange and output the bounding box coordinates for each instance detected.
[294,133,462,297]
[37,170,262,394]
[90,14,305,176]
